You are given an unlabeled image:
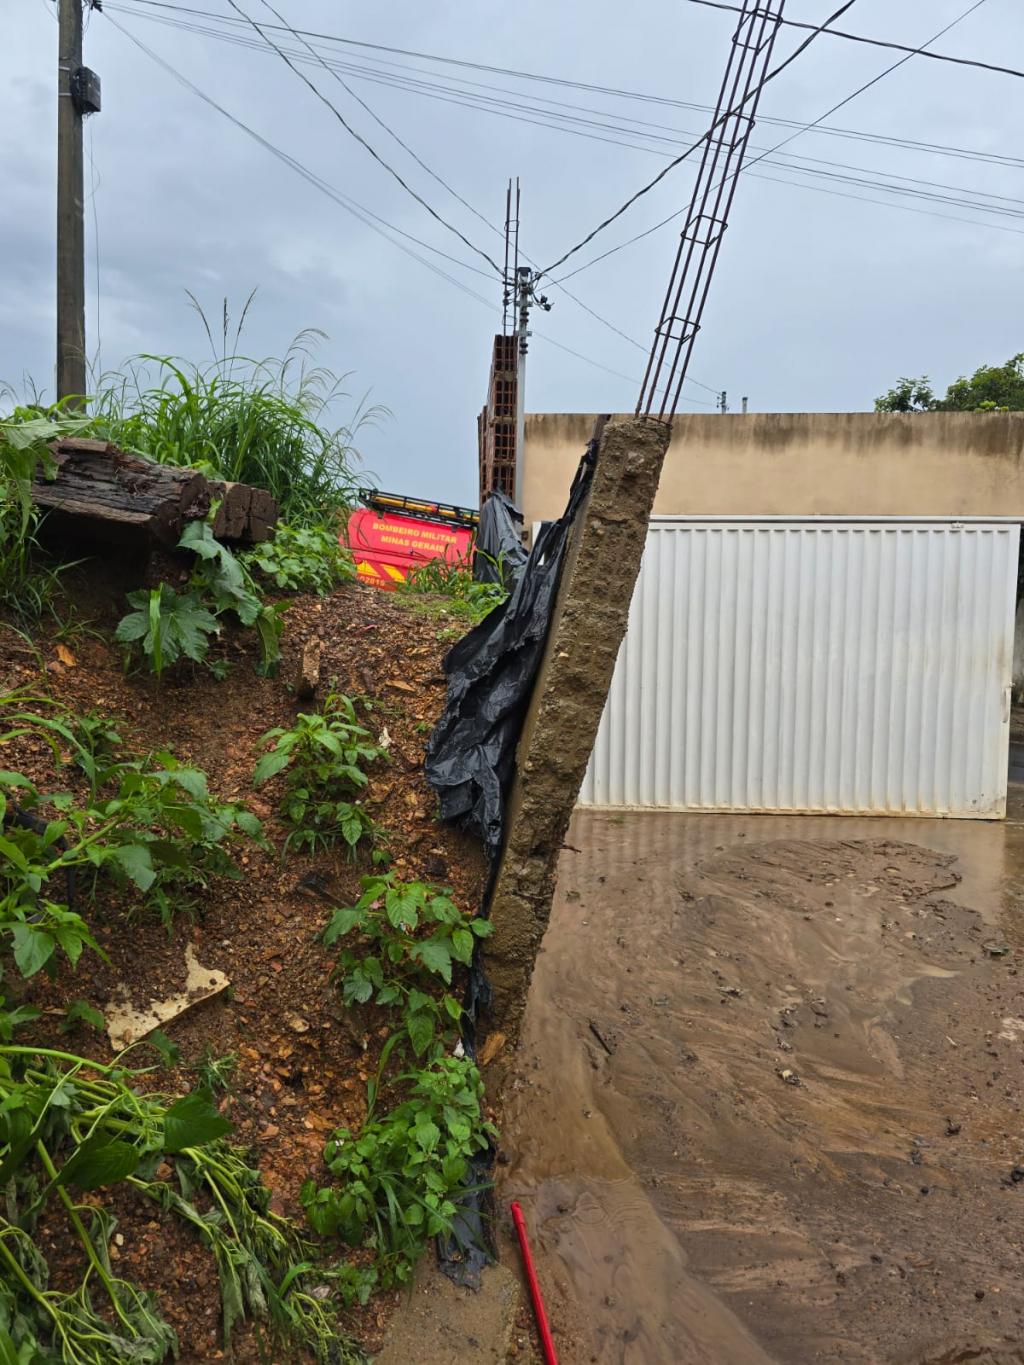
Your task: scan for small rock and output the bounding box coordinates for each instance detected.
[945,1118,962,1136]
[287,1014,311,1034]
[296,638,322,700]
[1010,1166,1024,1184]
[777,1068,801,1086]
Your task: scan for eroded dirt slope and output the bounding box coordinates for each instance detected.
[0,573,487,1361]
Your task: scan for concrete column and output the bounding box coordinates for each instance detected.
[484,415,672,1050]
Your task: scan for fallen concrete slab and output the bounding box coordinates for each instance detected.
[485,415,672,1049]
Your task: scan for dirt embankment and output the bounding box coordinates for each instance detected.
[503,810,1024,1365]
[0,569,487,1361]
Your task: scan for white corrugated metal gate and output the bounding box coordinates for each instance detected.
[579,517,1020,818]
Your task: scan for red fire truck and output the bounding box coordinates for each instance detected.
[344,489,478,591]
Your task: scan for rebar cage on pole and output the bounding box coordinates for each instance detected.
[637,1,786,421]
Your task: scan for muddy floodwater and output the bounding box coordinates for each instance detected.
[501,810,1024,1364]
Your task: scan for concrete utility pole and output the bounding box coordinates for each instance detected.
[718,389,729,414]
[512,267,531,510]
[57,0,99,403]
[512,266,550,510]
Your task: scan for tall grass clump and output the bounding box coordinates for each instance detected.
[0,404,91,620]
[90,295,385,526]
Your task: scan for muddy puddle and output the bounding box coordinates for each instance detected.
[500,811,1024,1364]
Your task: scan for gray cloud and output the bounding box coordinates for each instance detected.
[4,0,1022,502]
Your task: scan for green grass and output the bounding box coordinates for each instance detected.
[90,344,382,524]
[86,298,385,526]
[397,559,508,629]
[0,408,92,623]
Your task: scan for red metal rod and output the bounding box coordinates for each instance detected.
[510,1200,559,1365]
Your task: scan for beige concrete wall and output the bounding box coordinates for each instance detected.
[522,412,1024,528]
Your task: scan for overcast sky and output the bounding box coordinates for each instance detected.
[4,0,1023,504]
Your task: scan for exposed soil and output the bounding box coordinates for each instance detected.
[0,564,488,1362]
[502,809,1024,1365]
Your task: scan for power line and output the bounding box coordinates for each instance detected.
[108,3,727,396]
[218,0,504,276]
[117,0,1024,97]
[109,1,1024,173]
[107,3,1024,259]
[682,0,1023,81]
[538,1,862,279]
[552,156,1024,286]
[107,3,1024,239]
[248,0,500,246]
[105,2,1023,396]
[227,3,728,404]
[101,14,498,299]
[551,0,1005,284]
[284,55,1024,223]
[736,1,993,179]
[98,14,716,411]
[534,332,718,404]
[241,0,724,393]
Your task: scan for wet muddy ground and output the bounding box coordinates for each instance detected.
[501,806,1024,1364]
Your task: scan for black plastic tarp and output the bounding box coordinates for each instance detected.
[428,438,597,1287]
[425,446,595,865]
[473,490,527,592]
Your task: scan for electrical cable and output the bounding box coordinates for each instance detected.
[288,60,1024,223]
[240,0,714,387]
[219,0,505,276]
[108,1,1024,174]
[537,1,862,278]
[534,332,719,404]
[735,0,992,179]
[108,3,726,395]
[99,14,715,409]
[117,0,1024,93]
[552,156,1024,287]
[86,120,102,379]
[112,6,1024,241]
[248,0,500,244]
[159,27,1023,216]
[550,0,1006,284]
[101,14,499,299]
[681,0,1023,81]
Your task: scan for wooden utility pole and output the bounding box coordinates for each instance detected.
[57,0,87,403]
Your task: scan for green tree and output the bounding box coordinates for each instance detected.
[875,353,1024,413]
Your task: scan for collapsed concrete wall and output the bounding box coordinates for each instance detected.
[484,416,672,1047]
